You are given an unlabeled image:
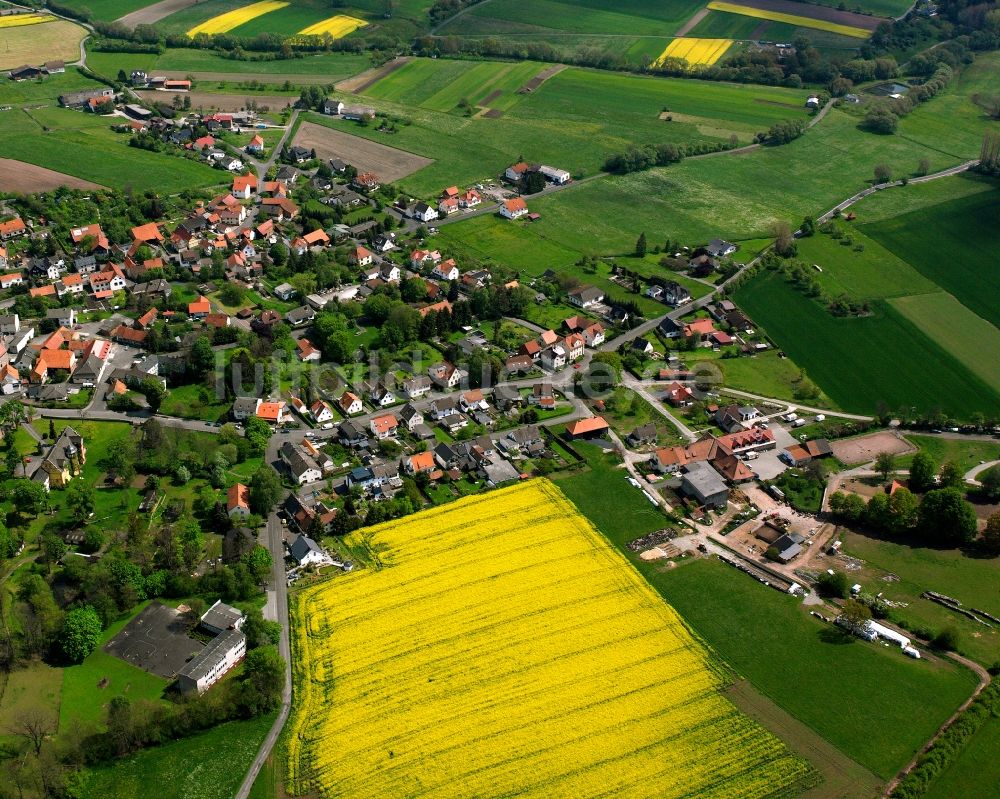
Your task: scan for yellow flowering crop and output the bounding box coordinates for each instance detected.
[707,1,871,38]
[186,0,287,37]
[654,37,734,68]
[286,480,812,798]
[297,14,367,38]
[0,14,55,28]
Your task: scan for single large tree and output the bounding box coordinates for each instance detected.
[59,606,102,664]
[909,451,936,493]
[874,451,896,483]
[918,488,978,545]
[248,466,283,516]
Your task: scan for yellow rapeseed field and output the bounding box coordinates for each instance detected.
[707,1,871,38]
[286,479,812,798]
[186,0,287,37]
[0,13,54,29]
[297,14,367,38]
[654,37,734,67]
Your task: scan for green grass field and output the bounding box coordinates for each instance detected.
[0,104,224,193]
[553,443,668,548]
[652,558,978,779]
[59,601,168,732]
[160,383,233,422]
[85,47,370,80]
[366,58,546,112]
[229,0,362,37]
[731,270,1000,417]
[0,661,62,748]
[793,225,938,300]
[441,0,705,35]
[889,292,1000,396]
[344,58,808,194]
[861,184,1000,329]
[901,434,1000,473]
[0,70,101,106]
[75,712,276,799]
[840,529,1000,667]
[923,715,1000,799]
[55,0,153,21]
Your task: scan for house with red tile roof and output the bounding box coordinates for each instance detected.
[566,417,609,439]
[256,401,287,425]
[500,197,528,220]
[188,295,211,317]
[227,483,251,518]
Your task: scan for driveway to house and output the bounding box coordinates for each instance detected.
[965,460,1000,485]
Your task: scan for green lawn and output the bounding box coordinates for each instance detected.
[0,661,62,749]
[923,715,1000,799]
[59,601,168,732]
[900,434,1000,473]
[652,558,978,779]
[688,349,838,408]
[160,383,232,422]
[731,270,1000,418]
[553,443,668,548]
[75,712,276,799]
[840,529,1000,666]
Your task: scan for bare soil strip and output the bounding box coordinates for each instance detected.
[159,70,340,85]
[517,63,565,94]
[0,158,104,192]
[675,7,712,37]
[293,120,433,182]
[136,89,297,112]
[721,0,886,30]
[116,0,198,27]
[830,431,916,465]
[727,680,884,799]
[335,57,410,95]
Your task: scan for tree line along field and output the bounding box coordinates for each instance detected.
[731,269,1000,417]
[318,58,809,194]
[286,480,815,799]
[85,46,371,80]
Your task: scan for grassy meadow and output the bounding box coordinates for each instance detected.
[440,0,705,35]
[75,713,276,799]
[841,529,1000,667]
[334,59,809,194]
[85,46,371,80]
[652,558,978,780]
[731,270,1000,416]
[55,0,152,21]
[923,716,1000,799]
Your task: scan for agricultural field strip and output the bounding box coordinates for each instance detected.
[186,0,287,36]
[0,13,54,27]
[654,37,734,66]
[706,1,872,38]
[296,14,366,37]
[889,292,1000,394]
[287,480,812,798]
[455,0,706,36]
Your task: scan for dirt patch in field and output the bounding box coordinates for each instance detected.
[727,680,883,799]
[479,88,502,106]
[749,20,770,38]
[336,57,410,95]
[158,70,338,86]
[720,0,886,29]
[754,98,806,109]
[116,0,199,27]
[517,63,566,94]
[481,108,503,118]
[293,120,432,182]
[0,158,104,192]
[135,89,297,112]
[831,432,916,465]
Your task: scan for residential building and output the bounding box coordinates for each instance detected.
[177,629,246,695]
[227,483,251,519]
